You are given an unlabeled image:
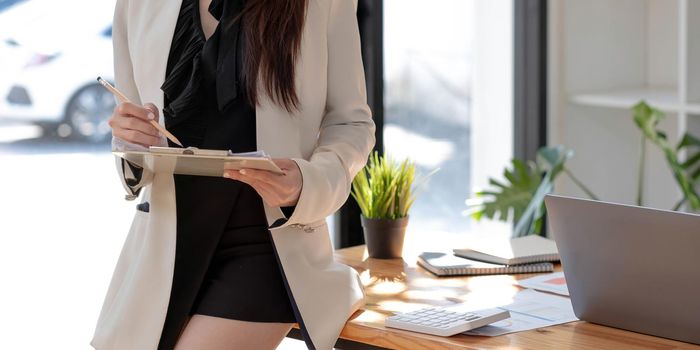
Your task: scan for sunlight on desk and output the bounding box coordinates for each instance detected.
[345,234,521,334]
[360,270,407,295]
[457,276,519,308]
[335,243,700,349]
[356,251,518,317]
[353,309,387,324]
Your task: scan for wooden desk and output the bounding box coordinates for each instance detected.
[334,245,700,350]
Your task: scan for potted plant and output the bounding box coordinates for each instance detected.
[351,151,417,259]
[470,101,700,237]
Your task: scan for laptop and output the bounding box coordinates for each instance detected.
[544,195,700,345]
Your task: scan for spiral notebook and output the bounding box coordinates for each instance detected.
[417,252,554,277]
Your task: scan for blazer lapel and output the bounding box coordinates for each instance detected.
[129,0,182,128]
[127,0,293,231]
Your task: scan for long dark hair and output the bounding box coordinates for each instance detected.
[240,0,308,112]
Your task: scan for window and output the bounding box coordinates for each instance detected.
[383,0,514,236]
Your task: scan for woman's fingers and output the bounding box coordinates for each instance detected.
[110,113,159,137]
[232,159,300,186]
[143,103,160,123]
[223,162,302,207]
[116,101,156,121]
[237,168,285,186]
[224,170,292,206]
[224,169,270,188]
[108,101,164,146]
[271,158,299,171]
[229,168,298,199]
[113,128,163,147]
[225,171,282,206]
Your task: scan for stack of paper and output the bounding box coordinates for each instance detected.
[456,289,578,336]
[517,272,569,296]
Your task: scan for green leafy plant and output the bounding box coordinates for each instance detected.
[471,100,700,237]
[470,146,597,236]
[351,151,426,220]
[633,101,700,210]
[470,159,540,225]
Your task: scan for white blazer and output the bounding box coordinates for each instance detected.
[90,0,375,349]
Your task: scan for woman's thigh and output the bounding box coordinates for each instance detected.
[174,314,294,350]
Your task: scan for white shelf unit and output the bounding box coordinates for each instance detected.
[548,0,700,210]
[571,88,700,114]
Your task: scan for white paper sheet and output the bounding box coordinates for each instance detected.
[517,272,569,296]
[456,289,578,336]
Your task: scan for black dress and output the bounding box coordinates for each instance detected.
[156,0,296,348]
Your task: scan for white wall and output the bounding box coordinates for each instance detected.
[548,0,688,210]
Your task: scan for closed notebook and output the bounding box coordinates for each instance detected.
[417,252,554,277]
[453,235,560,266]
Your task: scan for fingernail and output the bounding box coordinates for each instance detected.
[148,113,155,120]
[223,172,230,178]
[239,169,247,175]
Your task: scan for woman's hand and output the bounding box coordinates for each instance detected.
[108,101,166,147]
[223,159,303,207]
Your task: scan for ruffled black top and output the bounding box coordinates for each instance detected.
[155,3,296,347]
[160,0,255,152]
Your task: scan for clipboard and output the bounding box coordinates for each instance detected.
[113,146,285,177]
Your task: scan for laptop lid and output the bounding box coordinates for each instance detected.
[544,195,700,345]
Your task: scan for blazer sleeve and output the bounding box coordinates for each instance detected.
[112,0,154,200]
[284,0,376,226]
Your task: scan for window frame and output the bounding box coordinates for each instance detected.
[335,0,548,248]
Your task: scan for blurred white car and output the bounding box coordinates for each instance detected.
[0,0,116,142]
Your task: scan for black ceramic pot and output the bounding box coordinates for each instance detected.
[361,215,409,259]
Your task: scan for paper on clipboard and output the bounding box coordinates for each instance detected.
[113,146,284,177]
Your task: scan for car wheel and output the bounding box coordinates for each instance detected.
[64,83,115,143]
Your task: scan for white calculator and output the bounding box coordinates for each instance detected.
[385,306,510,336]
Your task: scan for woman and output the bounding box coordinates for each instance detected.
[90,0,375,349]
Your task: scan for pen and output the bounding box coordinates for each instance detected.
[97,76,183,147]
